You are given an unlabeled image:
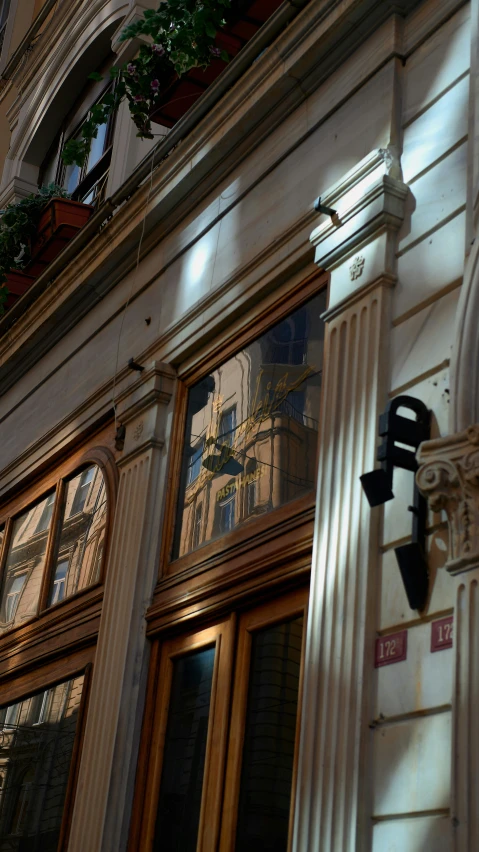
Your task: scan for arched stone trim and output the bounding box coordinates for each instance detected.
[449,238,479,433]
[1,0,128,195]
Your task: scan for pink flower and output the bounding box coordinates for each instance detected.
[127,63,137,75]
[152,43,165,56]
[134,94,146,102]
[150,79,160,92]
[208,45,221,57]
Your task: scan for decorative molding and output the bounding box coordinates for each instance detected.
[417,425,479,576]
[310,146,409,311]
[111,0,155,64]
[0,175,37,208]
[68,360,176,852]
[349,255,365,280]
[450,235,479,433]
[310,147,408,262]
[417,426,479,849]
[451,570,479,852]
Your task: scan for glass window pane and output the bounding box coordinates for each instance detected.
[87,121,108,172]
[236,617,304,852]
[0,674,85,851]
[0,493,56,634]
[47,465,107,607]
[63,161,81,194]
[154,646,215,852]
[173,291,326,558]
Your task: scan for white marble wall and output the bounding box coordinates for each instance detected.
[370,5,470,848]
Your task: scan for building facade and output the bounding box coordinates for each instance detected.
[0,0,477,849]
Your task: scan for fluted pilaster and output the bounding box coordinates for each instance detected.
[293,147,408,851]
[293,282,391,851]
[68,362,176,852]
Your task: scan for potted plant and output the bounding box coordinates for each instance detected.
[0,185,94,315]
[31,197,94,266]
[61,0,232,168]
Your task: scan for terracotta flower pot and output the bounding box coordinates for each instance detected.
[30,198,94,266]
[4,269,37,309]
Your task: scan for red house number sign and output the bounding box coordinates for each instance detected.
[431,616,453,652]
[375,630,407,667]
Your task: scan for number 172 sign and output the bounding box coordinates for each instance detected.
[375,630,407,667]
[431,616,453,652]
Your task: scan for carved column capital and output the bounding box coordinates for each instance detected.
[417,426,479,575]
[310,147,409,314]
[115,361,176,461]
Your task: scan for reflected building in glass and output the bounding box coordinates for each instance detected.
[0,464,107,634]
[0,674,84,851]
[174,293,327,559]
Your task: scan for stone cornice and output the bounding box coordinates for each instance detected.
[417,426,479,575]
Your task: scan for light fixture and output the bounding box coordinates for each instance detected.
[360,395,431,611]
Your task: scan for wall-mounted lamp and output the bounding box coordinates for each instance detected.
[360,396,431,611]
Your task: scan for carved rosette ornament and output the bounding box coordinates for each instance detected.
[417,425,479,575]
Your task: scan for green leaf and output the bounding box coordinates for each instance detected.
[88,71,104,82]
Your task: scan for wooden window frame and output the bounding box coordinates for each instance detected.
[0,443,117,637]
[159,270,328,586]
[0,423,118,850]
[130,587,308,852]
[0,655,94,852]
[130,616,236,852]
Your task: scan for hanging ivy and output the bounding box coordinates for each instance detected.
[62,0,231,168]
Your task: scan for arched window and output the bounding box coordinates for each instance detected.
[0,452,114,636]
[40,59,117,206]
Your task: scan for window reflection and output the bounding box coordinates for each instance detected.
[154,647,215,852]
[47,465,107,607]
[236,617,304,852]
[0,675,84,851]
[173,292,326,558]
[0,493,56,633]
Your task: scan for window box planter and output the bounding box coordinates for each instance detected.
[30,198,94,266]
[4,270,37,309]
[149,0,284,128]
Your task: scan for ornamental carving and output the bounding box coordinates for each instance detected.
[417,427,479,575]
[349,256,365,280]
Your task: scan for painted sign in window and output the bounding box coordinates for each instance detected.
[173,291,327,558]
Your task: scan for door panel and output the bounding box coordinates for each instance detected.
[131,588,308,852]
[133,618,235,852]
